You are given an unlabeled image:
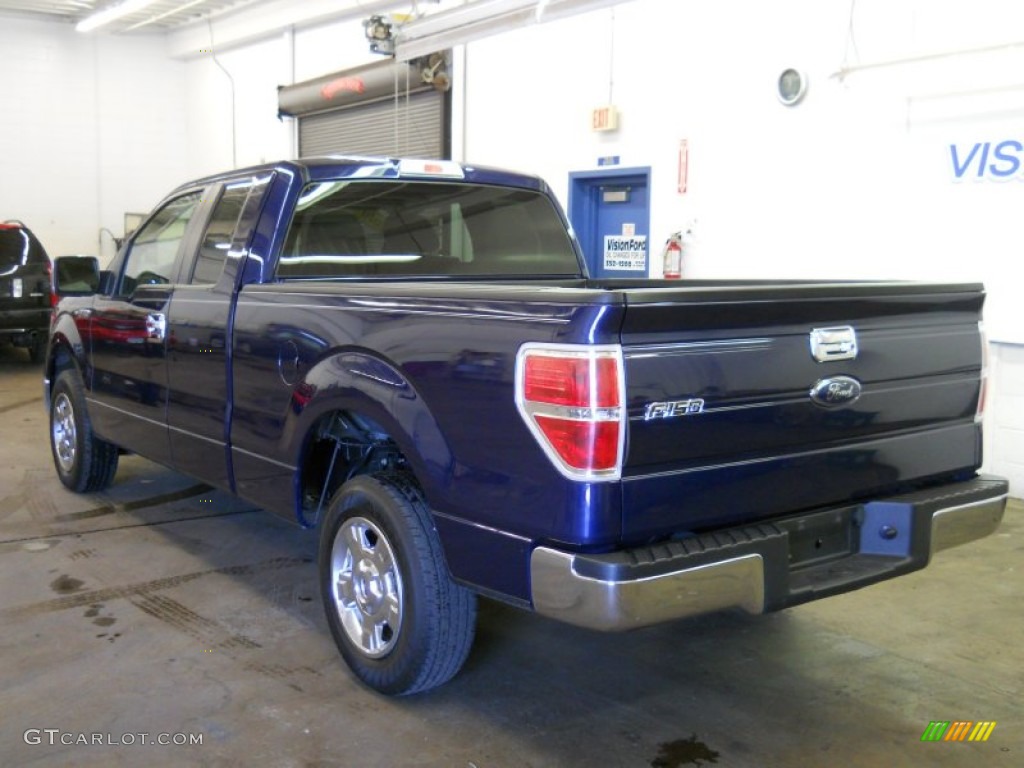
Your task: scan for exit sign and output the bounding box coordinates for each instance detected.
[591,105,619,132]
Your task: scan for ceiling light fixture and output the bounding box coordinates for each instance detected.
[124,0,207,32]
[394,0,633,61]
[76,0,163,33]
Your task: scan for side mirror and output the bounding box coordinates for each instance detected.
[54,255,101,296]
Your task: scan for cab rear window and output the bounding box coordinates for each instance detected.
[276,181,581,279]
[0,226,35,269]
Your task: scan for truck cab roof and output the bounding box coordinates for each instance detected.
[175,156,550,197]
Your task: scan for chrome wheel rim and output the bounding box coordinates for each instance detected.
[52,392,77,473]
[331,516,404,659]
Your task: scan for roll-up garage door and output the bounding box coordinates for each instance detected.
[279,56,450,160]
[299,89,445,159]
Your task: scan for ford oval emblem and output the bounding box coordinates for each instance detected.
[810,375,862,408]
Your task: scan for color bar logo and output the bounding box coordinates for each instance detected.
[921,721,997,742]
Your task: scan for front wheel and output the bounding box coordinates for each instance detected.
[319,473,476,695]
[50,370,119,492]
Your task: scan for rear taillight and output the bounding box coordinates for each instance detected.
[977,323,988,423]
[516,343,625,481]
[47,262,58,309]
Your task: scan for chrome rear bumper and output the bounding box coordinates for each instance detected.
[530,476,1008,632]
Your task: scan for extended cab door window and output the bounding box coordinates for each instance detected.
[189,183,251,285]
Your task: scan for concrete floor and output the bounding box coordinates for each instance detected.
[0,344,1020,768]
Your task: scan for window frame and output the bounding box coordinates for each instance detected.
[114,188,208,298]
[176,173,276,292]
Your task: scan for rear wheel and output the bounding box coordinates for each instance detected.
[319,473,476,695]
[50,370,119,492]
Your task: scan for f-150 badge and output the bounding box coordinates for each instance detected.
[644,398,705,420]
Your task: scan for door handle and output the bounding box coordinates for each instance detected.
[145,312,167,341]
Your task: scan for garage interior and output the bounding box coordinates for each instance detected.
[1,0,1021,765]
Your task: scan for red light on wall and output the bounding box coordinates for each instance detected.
[320,77,366,101]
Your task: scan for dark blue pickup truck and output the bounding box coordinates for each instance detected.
[44,156,1008,694]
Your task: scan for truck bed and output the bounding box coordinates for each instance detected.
[231,277,986,554]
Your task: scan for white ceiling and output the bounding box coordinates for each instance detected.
[0,0,591,58]
[0,0,356,33]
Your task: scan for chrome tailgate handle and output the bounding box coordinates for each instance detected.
[810,326,858,362]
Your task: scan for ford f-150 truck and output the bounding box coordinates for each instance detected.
[44,156,1008,695]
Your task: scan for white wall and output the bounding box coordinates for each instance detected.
[0,18,187,264]
[0,12,397,261]
[293,18,381,81]
[178,17,376,179]
[988,344,1024,492]
[461,2,1024,301]
[182,33,293,177]
[457,0,1024,494]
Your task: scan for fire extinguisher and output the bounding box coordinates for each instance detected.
[662,232,683,279]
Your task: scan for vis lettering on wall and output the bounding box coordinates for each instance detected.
[950,141,1024,181]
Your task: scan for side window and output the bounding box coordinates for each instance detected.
[191,182,251,285]
[120,192,202,296]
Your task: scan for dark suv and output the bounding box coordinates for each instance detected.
[0,221,53,363]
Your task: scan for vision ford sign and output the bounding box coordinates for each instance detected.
[950,141,1024,181]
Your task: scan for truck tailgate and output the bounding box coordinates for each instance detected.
[616,282,986,540]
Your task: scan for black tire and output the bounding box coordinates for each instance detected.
[50,370,119,492]
[319,473,477,695]
[29,336,46,365]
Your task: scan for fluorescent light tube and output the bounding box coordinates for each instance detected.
[395,0,632,60]
[76,0,163,33]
